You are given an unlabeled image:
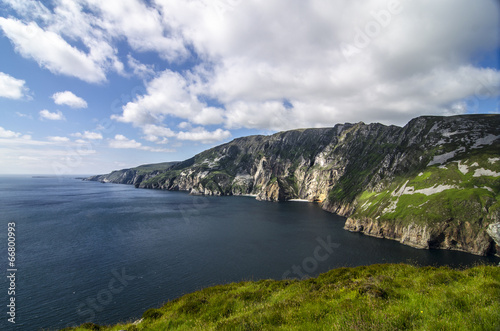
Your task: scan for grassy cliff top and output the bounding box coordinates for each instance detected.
[65,263,499,331]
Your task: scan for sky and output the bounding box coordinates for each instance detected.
[0,0,499,175]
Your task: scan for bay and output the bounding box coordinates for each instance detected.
[0,176,498,330]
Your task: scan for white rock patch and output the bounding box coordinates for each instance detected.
[392,180,410,197]
[473,168,500,177]
[396,184,458,196]
[360,200,372,210]
[442,130,464,137]
[198,171,210,179]
[457,161,469,175]
[383,198,398,214]
[412,184,458,196]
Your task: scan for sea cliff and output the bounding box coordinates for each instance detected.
[86,115,500,256]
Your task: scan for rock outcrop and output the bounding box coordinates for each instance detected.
[344,218,495,256]
[86,115,500,256]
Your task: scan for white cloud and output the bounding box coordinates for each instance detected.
[2,0,52,22]
[142,135,159,142]
[52,91,88,108]
[71,131,103,140]
[109,134,142,149]
[113,70,199,124]
[112,70,226,132]
[0,18,107,83]
[4,0,500,136]
[178,122,191,129]
[158,0,499,128]
[141,124,176,143]
[0,127,31,141]
[177,128,231,143]
[127,54,155,79]
[0,72,30,99]
[16,112,33,119]
[2,0,184,84]
[156,138,169,145]
[83,0,188,61]
[142,145,174,152]
[0,127,21,138]
[47,136,70,142]
[142,124,175,137]
[108,134,173,152]
[104,0,500,133]
[39,109,65,121]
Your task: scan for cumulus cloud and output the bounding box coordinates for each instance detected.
[140,124,176,143]
[112,70,226,127]
[4,0,500,135]
[47,136,70,142]
[71,131,103,140]
[84,0,188,61]
[0,127,22,138]
[0,72,30,99]
[2,0,187,83]
[108,134,173,152]
[0,18,108,83]
[177,128,232,143]
[109,134,142,149]
[105,0,500,133]
[52,91,88,108]
[39,109,65,121]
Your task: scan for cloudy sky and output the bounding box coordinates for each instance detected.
[0,0,499,175]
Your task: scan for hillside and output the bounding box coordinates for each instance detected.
[86,114,500,256]
[65,263,500,331]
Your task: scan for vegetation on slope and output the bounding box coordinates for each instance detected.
[64,263,500,331]
[354,152,500,225]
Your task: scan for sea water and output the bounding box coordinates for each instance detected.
[0,176,498,330]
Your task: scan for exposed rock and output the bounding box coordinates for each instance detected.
[487,222,500,254]
[345,218,496,256]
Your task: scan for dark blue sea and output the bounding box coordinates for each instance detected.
[0,176,498,330]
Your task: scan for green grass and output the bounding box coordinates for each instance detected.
[64,263,500,331]
[352,152,499,229]
[133,162,179,174]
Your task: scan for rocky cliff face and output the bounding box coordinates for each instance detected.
[344,217,495,256]
[86,115,500,256]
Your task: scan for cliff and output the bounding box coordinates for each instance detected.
[86,162,178,186]
[86,114,500,256]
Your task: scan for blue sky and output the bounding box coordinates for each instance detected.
[0,0,499,175]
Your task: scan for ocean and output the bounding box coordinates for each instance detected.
[1,176,498,330]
